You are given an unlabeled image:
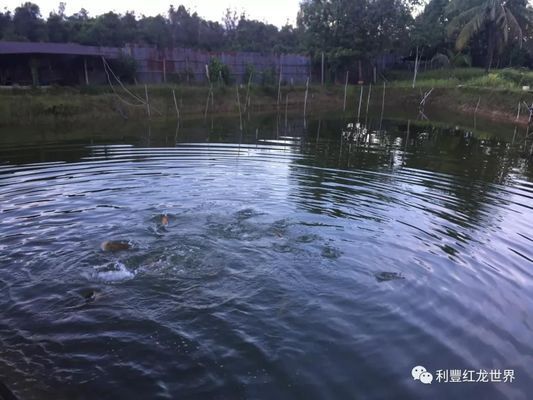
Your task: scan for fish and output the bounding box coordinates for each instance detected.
[374,271,405,283]
[100,240,131,252]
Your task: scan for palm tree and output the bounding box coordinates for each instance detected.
[447,0,533,70]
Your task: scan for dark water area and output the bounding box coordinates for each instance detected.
[0,112,532,400]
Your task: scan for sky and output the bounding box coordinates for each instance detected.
[2,0,301,28]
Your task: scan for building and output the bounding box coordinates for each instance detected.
[0,41,311,86]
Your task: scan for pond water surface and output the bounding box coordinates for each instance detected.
[0,113,532,400]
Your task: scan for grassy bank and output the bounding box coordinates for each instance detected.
[0,85,344,126]
[384,68,533,125]
[1,68,532,127]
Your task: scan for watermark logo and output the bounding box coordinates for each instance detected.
[412,366,516,385]
[412,366,433,384]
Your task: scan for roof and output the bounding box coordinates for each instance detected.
[0,41,121,58]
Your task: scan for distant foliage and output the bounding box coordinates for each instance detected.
[0,2,302,54]
[208,58,232,85]
[109,54,137,83]
[261,67,277,86]
[1,0,533,73]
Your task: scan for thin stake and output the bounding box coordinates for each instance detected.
[285,93,289,130]
[512,102,521,145]
[204,64,212,121]
[474,96,481,130]
[236,85,243,132]
[303,77,310,128]
[379,81,386,132]
[412,46,419,89]
[365,84,372,126]
[277,65,283,111]
[357,85,364,123]
[321,52,325,86]
[144,84,151,119]
[245,71,253,113]
[204,88,211,120]
[172,89,180,121]
[343,71,349,112]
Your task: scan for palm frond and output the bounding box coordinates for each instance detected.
[447,6,483,37]
[445,0,482,16]
[505,8,523,48]
[456,13,486,50]
[499,5,509,44]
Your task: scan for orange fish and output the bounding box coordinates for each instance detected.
[101,241,131,252]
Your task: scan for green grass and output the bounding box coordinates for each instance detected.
[387,67,533,91]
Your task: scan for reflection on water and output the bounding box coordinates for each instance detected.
[0,114,532,400]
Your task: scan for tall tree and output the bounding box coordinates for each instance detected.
[13,2,47,41]
[447,0,533,70]
[47,2,69,42]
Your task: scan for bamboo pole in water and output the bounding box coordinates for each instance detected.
[412,46,419,89]
[285,93,289,130]
[343,71,349,112]
[204,64,211,120]
[405,119,410,150]
[303,77,310,128]
[172,89,180,121]
[365,84,372,126]
[236,84,243,132]
[245,72,253,113]
[474,96,481,130]
[512,102,521,145]
[379,81,386,132]
[277,66,283,111]
[357,85,364,123]
[144,84,151,119]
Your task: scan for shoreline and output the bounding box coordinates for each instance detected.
[0,85,530,127]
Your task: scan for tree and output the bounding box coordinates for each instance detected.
[447,0,533,70]
[13,2,47,41]
[412,0,449,53]
[0,11,14,40]
[47,3,69,42]
[297,0,417,81]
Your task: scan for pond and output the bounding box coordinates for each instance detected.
[0,112,532,400]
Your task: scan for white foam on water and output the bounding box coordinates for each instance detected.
[86,261,136,283]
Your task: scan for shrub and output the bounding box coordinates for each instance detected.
[208,58,232,86]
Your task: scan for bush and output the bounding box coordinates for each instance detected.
[208,58,232,86]
[261,66,277,86]
[244,63,255,84]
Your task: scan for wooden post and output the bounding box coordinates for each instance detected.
[163,58,167,83]
[358,60,362,83]
[83,57,89,85]
[321,52,325,86]
[373,66,377,84]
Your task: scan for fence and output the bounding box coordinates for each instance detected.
[0,41,312,85]
[124,46,311,84]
